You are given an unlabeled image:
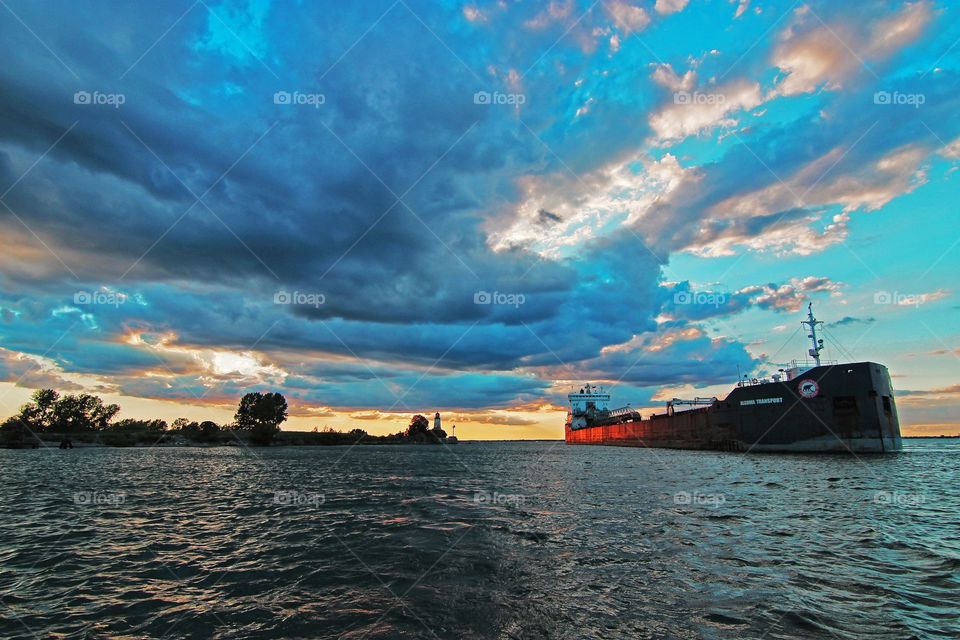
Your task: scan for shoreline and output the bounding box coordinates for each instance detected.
[2,435,952,450]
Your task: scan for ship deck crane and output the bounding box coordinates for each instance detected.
[666,397,718,416]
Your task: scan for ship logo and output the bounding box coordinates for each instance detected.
[798,379,820,399]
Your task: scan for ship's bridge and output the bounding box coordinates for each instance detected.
[568,383,610,414]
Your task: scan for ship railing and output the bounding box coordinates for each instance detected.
[777,359,839,381]
[737,377,772,387]
[737,359,841,386]
[782,358,838,369]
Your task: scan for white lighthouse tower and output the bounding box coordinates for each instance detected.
[434,412,442,431]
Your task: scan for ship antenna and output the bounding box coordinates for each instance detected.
[802,302,825,366]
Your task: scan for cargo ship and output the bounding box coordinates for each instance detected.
[565,304,902,453]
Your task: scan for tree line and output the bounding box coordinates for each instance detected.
[1,389,449,447]
[1,389,288,446]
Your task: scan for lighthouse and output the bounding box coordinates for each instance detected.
[434,412,442,431]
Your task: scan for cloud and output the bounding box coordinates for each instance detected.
[525,0,576,29]
[0,0,955,429]
[535,326,756,388]
[829,316,876,327]
[650,63,697,93]
[447,411,539,426]
[291,405,337,419]
[736,276,842,313]
[942,137,960,159]
[0,348,87,392]
[662,275,841,321]
[349,411,391,421]
[489,152,688,257]
[772,2,934,97]
[641,2,935,148]
[898,384,960,399]
[654,0,689,16]
[895,289,949,306]
[462,5,487,23]
[606,1,651,33]
[925,348,960,358]
[648,78,763,143]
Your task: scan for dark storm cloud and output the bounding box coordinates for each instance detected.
[5,0,945,411]
[830,316,876,327]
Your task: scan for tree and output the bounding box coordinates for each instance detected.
[15,389,57,430]
[111,418,167,431]
[198,421,221,442]
[0,416,29,446]
[14,389,118,432]
[406,414,429,435]
[405,414,430,442]
[51,394,119,431]
[234,392,287,445]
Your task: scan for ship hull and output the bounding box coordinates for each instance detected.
[565,362,902,453]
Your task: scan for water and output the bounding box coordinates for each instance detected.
[1,440,957,639]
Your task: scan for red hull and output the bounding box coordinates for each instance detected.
[564,409,742,450]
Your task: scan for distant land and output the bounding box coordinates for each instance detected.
[2,388,456,449]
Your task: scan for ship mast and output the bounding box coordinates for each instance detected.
[802,302,824,366]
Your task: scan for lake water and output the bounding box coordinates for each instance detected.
[1,440,957,639]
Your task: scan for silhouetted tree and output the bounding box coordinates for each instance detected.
[0,416,29,446]
[234,392,287,445]
[111,418,168,431]
[406,414,430,440]
[14,389,119,432]
[198,421,221,442]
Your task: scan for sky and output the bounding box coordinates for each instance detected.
[0,0,957,439]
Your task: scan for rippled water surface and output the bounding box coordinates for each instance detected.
[1,440,958,639]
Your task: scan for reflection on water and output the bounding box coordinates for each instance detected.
[1,440,957,639]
